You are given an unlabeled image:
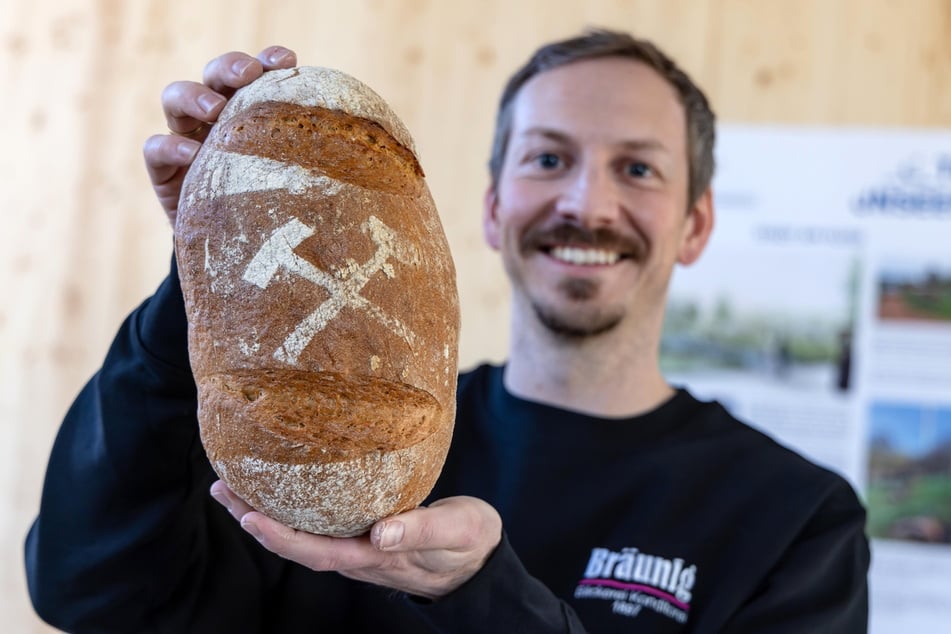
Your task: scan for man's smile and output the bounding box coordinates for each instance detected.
[547,246,623,266]
[522,223,645,266]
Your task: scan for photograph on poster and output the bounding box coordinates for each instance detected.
[877,261,951,325]
[661,243,860,394]
[865,401,951,545]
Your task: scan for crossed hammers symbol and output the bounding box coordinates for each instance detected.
[242,216,418,365]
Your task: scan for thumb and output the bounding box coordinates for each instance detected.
[372,518,408,551]
[370,496,500,553]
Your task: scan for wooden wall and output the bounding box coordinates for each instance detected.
[2,0,948,630]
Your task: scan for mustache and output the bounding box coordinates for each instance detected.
[521,223,646,260]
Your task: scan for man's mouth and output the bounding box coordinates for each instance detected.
[547,246,622,266]
[523,223,644,267]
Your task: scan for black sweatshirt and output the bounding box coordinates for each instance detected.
[26,261,870,633]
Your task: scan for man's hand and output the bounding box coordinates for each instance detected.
[142,46,298,226]
[210,481,503,600]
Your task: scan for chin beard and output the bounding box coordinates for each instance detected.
[531,278,624,339]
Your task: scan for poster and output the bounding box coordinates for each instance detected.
[661,125,951,632]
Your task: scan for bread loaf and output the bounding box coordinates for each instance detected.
[175,67,459,537]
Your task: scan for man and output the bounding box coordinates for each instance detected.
[26,30,869,632]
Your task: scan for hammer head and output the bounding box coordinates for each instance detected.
[242,218,315,289]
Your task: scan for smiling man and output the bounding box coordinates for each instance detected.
[484,55,713,417]
[27,29,869,633]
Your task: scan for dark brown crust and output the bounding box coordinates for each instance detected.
[213,101,424,195]
[201,369,441,462]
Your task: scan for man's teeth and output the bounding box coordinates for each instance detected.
[550,246,621,265]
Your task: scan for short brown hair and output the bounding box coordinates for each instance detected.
[489,28,716,207]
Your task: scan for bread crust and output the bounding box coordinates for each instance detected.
[176,67,459,537]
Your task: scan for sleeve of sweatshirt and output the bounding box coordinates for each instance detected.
[404,532,590,633]
[23,256,290,634]
[721,476,870,634]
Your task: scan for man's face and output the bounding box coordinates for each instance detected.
[484,57,713,339]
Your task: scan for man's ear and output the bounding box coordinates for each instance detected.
[483,186,502,251]
[677,187,715,266]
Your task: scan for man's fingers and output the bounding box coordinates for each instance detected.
[209,481,256,522]
[239,511,387,572]
[199,47,297,96]
[202,52,263,94]
[201,51,265,95]
[161,81,227,135]
[256,45,297,71]
[142,134,201,224]
[371,496,502,554]
[199,47,296,95]
[162,47,296,135]
[143,134,199,184]
[146,46,297,223]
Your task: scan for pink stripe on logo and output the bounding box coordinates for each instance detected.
[578,578,691,611]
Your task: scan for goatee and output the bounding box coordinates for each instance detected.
[518,221,641,339]
[532,278,624,339]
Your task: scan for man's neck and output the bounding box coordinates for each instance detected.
[503,311,673,418]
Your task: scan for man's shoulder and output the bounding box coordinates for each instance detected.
[685,393,860,498]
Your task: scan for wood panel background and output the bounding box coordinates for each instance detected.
[2,0,948,630]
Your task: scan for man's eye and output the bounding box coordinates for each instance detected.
[627,162,652,177]
[535,153,561,169]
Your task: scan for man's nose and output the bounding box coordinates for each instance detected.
[553,163,621,227]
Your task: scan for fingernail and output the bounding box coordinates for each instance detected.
[241,516,262,539]
[197,92,225,114]
[177,141,199,160]
[377,521,404,550]
[232,58,255,76]
[267,48,291,65]
[210,487,231,511]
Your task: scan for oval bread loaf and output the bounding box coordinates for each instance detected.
[175,66,460,537]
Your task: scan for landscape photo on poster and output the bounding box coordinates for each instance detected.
[661,242,860,394]
[876,259,951,325]
[866,401,951,545]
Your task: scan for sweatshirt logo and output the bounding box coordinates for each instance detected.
[574,546,697,625]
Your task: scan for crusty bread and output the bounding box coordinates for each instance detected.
[175,67,459,537]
